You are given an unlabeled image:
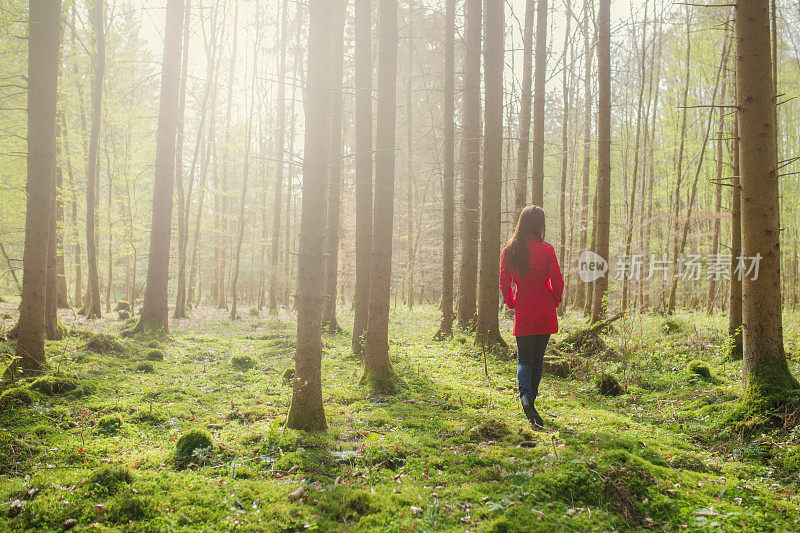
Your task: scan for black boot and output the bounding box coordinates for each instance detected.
[521,395,545,428]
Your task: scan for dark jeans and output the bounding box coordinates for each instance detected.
[516,334,550,402]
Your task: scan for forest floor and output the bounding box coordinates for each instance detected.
[1,302,799,532]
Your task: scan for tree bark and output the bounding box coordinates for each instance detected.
[130,0,185,335]
[736,0,799,399]
[515,0,535,214]
[531,0,548,207]
[14,0,61,377]
[456,0,481,330]
[405,0,416,310]
[475,0,506,351]
[321,0,347,333]
[82,0,105,319]
[558,0,572,313]
[590,0,611,323]
[362,0,399,392]
[286,0,332,431]
[576,0,594,311]
[727,118,743,360]
[434,0,455,341]
[352,0,374,353]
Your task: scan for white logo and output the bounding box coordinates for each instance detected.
[578,250,608,282]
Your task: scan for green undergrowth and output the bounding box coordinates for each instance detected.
[0,306,798,531]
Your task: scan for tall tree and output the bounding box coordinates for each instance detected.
[173,0,193,319]
[575,0,594,311]
[405,0,416,309]
[515,0,535,213]
[558,0,573,311]
[590,0,610,323]
[13,0,62,378]
[434,0,455,340]
[456,0,481,330]
[362,0,399,392]
[727,119,743,360]
[230,12,261,320]
[321,0,347,333]
[286,0,332,431]
[475,0,506,350]
[352,0,374,353]
[82,0,105,319]
[46,122,65,340]
[531,0,548,206]
[129,0,185,334]
[268,0,290,312]
[735,0,799,400]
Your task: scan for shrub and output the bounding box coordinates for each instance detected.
[0,387,34,409]
[231,354,256,371]
[29,372,78,396]
[85,465,132,494]
[176,428,213,465]
[145,349,165,361]
[136,362,155,374]
[97,414,123,434]
[595,373,625,396]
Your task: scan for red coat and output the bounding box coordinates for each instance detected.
[500,238,565,337]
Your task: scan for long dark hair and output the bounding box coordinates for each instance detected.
[506,205,546,276]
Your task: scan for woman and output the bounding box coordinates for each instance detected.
[500,206,564,428]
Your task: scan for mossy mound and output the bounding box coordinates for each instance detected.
[85,464,133,494]
[542,355,573,378]
[136,362,155,374]
[118,310,131,320]
[471,419,511,441]
[687,360,721,384]
[97,414,124,434]
[84,333,126,355]
[31,424,55,439]
[596,373,625,396]
[231,354,256,371]
[29,372,78,396]
[108,486,157,524]
[145,349,165,361]
[114,301,132,313]
[175,428,213,465]
[248,308,260,317]
[0,386,35,409]
[282,367,295,385]
[0,430,28,475]
[661,318,684,334]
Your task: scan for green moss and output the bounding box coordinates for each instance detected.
[136,361,155,373]
[97,414,124,434]
[231,354,256,371]
[661,318,684,334]
[686,360,722,384]
[145,348,165,361]
[114,301,132,313]
[595,373,625,396]
[0,386,34,408]
[31,424,55,439]
[84,333,126,355]
[282,367,295,385]
[248,308,260,317]
[85,464,133,494]
[29,371,78,396]
[471,419,511,442]
[108,486,157,523]
[359,364,400,394]
[175,428,213,465]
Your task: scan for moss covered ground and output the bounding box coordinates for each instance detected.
[1,303,799,531]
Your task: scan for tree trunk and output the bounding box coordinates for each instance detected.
[286,0,333,432]
[55,122,69,309]
[14,0,61,378]
[130,0,185,335]
[173,0,193,318]
[230,19,261,320]
[475,0,506,351]
[321,0,347,333]
[82,0,105,319]
[515,0,535,213]
[736,0,799,400]
[576,0,594,311]
[706,90,727,315]
[45,108,63,340]
[434,0,455,341]
[590,0,611,323]
[620,0,648,312]
[558,0,572,313]
[405,0,415,310]
[362,0,399,392]
[667,40,728,315]
[727,119,743,360]
[456,0,481,330]
[352,0,374,353]
[531,0,548,206]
